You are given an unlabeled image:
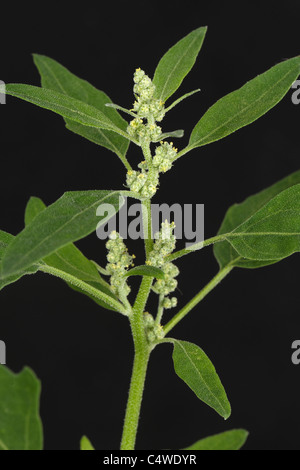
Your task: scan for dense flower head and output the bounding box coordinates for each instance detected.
[152,262,179,296]
[126,69,180,199]
[146,221,179,310]
[152,142,178,173]
[127,68,165,143]
[126,166,159,198]
[106,231,134,296]
[143,312,164,342]
[147,221,176,267]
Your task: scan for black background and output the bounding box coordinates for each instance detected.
[0,1,299,451]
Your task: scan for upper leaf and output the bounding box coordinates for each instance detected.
[24,196,46,226]
[0,230,39,291]
[183,429,249,450]
[0,198,123,313]
[33,54,130,161]
[0,366,43,450]
[214,169,300,269]
[226,184,300,261]
[24,196,104,283]
[188,56,300,149]
[169,339,231,419]
[1,191,124,278]
[1,84,132,141]
[153,27,207,102]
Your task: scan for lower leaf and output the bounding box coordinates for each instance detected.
[0,366,43,450]
[183,429,249,450]
[163,339,231,420]
[80,435,95,450]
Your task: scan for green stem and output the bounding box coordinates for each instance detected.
[172,144,194,161]
[133,198,154,314]
[141,198,154,257]
[155,294,165,326]
[166,234,228,262]
[120,332,150,450]
[164,89,201,113]
[163,265,233,334]
[141,140,154,171]
[121,195,154,449]
[118,152,133,172]
[38,263,127,315]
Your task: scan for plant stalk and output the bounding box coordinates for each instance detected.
[121,195,154,449]
[163,265,233,334]
[120,334,150,450]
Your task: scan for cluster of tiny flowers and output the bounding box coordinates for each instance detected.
[127,68,165,142]
[125,69,179,198]
[147,221,179,309]
[126,140,178,197]
[127,118,162,142]
[105,231,134,297]
[147,221,176,266]
[126,161,159,198]
[152,262,179,308]
[143,312,164,343]
[152,141,178,174]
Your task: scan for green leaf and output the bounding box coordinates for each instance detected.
[0,366,43,450]
[80,435,95,450]
[0,230,14,259]
[33,54,130,162]
[0,228,123,312]
[125,265,165,279]
[224,184,300,261]
[214,169,300,269]
[1,191,124,278]
[153,27,207,102]
[0,230,39,291]
[24,196,46,226]
[152,129,184,141]
[24,196,104,282]
[183,429,249,450]
[1,84,133,143]
[188,56,300,150]
[168,339,231,419]
[24,197,122,313]
[68,279,120,312]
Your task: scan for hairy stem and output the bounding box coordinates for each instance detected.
[121,192,154,449]
[141,198,154,257]
[155,294,165,326]
[166,234,228,262]
[163,265,233,334]
[120,330,150,450]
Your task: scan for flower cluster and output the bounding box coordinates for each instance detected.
[126,161,159,198]
[126,140,178,197]
[127,118,162,142]
[147,221,179,309]
[126,68,179,199]
[152,262,179,308]
[105,231,134,297]
[148,221,176,266]
[127,68,165,143]
[143,312,164,343]
[152,141,178,174]
[132,68,165,121]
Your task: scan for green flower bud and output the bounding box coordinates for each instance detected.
[143,312,155,328]
[163,297,177,309]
